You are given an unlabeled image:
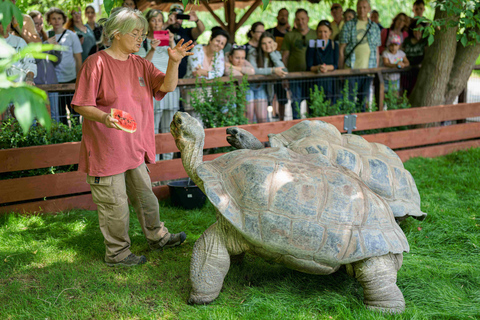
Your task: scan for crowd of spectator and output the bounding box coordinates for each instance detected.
[4,0,429,126]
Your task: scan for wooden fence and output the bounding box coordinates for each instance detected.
[1,102,480,215]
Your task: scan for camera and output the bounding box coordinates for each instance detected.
[309,39,326,48]
[176,14,190,20]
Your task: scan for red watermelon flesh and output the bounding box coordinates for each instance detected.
[111,108,137,133]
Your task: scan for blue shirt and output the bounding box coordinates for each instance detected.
[306,40,339,71]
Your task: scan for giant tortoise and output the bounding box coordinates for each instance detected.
[227,120,426,221]
[171,112,409,313]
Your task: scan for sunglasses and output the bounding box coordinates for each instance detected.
[232,44,246,50]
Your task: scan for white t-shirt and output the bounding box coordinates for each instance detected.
[5,34,37,82]
[136,38,172,74]
[54,29,83,82]
[382,49,406,81]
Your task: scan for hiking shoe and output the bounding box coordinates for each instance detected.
[106,253,147,267]
[163,232,187,249]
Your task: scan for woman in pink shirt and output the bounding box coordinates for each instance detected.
[71,8,193,267]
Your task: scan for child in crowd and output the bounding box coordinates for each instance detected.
[401,20,427,96]
[224,44,255,77]
[247,32,287,123]
[403,21,427,66]
[382,34,410,93]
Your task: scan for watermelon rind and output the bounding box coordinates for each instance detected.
[111,108,137,133]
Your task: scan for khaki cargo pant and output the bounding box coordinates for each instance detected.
[87,163,169,263]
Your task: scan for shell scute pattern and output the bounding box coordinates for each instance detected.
[269,120,425,219]
[198,148,409,269]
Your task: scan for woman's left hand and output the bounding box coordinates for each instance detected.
[319,64,329,73]
[167,39,194,63]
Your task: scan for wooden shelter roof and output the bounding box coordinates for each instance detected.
[137,0,322,41]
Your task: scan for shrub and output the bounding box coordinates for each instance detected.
[185,74,250,129]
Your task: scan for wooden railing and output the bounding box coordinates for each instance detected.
[1,102,480,214]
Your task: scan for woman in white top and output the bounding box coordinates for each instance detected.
[185,28,228,79]
[136,9,177,160]
[45,7,82,84]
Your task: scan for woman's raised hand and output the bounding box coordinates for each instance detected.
[167,39,194,63]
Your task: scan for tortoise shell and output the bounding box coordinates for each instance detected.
[268,120,425,220]
[197,148,409,274]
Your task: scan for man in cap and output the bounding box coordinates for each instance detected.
[164,4,205,78]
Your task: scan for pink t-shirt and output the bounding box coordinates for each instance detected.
[71,51,167,177]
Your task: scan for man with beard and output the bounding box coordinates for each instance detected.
[164,4,205,78]
[266,8,290,50]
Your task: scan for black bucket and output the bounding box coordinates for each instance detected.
[167,179,207,210]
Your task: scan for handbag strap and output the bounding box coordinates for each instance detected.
[344,21,373,64]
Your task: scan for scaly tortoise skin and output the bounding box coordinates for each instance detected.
[227,120,426,221]
[170,112,409,314]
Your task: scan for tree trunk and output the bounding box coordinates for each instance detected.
[444,28,480,105]
[409,7,459,107]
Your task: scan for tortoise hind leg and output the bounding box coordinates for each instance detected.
[351,253,405,314]
[188,222,231,304]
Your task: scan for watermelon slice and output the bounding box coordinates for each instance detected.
[111,108,137,133]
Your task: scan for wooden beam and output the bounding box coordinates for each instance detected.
[226,0,236,41]
[0,142,80,173]
[235,0,262,32]
[200,0,226,30]
[396,139,480,162]
[363,122,480,149]
[0,193,96,215]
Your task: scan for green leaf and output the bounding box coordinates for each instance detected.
[428,34,434,46]
[262,0,270,10]
[460,34,468,47]
[182,0,189,10]
[0,1,12,35]
[104,0,116,16]
[0,1,23,34]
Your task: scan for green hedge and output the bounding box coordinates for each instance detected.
[0,118,83,180]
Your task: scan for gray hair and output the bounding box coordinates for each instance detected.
[357,0,371,6]
[101,7,148,41]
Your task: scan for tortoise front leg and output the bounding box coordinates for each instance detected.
[189,222,230,304]
[351,253,406,314]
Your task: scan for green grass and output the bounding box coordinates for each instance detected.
[1,148,480,319]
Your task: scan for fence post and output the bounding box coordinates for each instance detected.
[374,71,384,111]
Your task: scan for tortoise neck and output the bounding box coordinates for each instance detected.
[182,139,205,192]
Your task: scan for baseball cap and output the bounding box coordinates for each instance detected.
[331,3,342,10]
[387,34,401,46]
[169,4,184,15]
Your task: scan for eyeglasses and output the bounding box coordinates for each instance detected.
[232,44,246,50]
[126,33,147,41]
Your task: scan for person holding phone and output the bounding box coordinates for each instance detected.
[136,9,178,160]
[164,4,205,79]
[306,20,339,104]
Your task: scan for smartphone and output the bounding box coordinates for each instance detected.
[176,14,190,20]
[153,30,169,46]
[48,30,55,38]
[309,39,326,48]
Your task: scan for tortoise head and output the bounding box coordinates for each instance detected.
[170,112,205,152]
